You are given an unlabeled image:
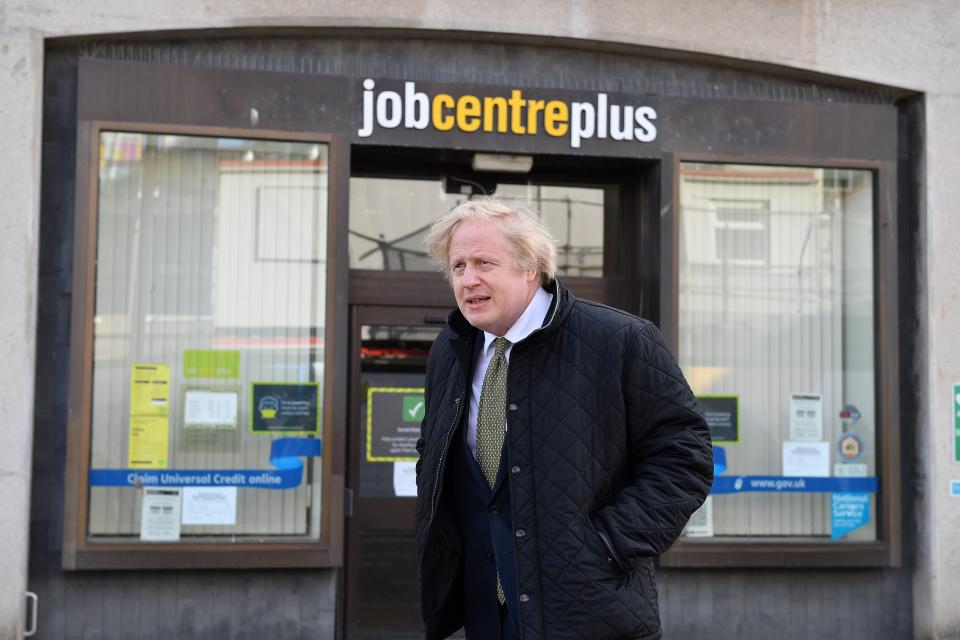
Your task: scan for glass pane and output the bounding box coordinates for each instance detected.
[348,177,605,276]
[88,131,328,540]
[348,177,465,271]
[678,163,876,542]
[358,324,440,498]
[496,184,604,277]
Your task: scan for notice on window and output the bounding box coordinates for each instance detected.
[834,462,868,478]
[184,390,239,430]
[131,364,170,416]
[697,396,739,443]
[182,487,237,526]
[366,387,424,462]
[140,487,182,541]
[393,461,418,497]
[831,492,870,540]
[183,349,241,379]
[783,441,830,477]
[684,495,714,538]
[251,383,319,434]
[129,415,169,469]
[789,392,823,441]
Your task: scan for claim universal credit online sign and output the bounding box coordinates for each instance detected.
[89,437,321,490]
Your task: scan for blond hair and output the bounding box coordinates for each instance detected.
[425,197,558,285]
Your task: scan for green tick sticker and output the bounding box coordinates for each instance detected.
[403,395,425,422]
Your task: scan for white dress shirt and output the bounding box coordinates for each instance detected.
[466,286,554,458]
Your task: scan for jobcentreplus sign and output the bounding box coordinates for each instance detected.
[357,78,657,149]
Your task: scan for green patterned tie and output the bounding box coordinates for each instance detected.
[476,336,510,605]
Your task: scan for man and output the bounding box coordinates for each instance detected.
[415,198,713,640]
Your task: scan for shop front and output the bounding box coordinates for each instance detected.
[31,33,915,638]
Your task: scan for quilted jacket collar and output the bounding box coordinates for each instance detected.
[445,278,572,342]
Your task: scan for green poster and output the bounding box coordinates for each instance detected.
[183,350,240,379]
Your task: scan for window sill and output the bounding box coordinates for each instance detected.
[65,543,341,571]
[660,538,895,568]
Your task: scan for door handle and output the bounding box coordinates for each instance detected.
[24,591,38,637]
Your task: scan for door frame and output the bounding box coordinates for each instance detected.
[342,303,450,639]
[339,149,656,637]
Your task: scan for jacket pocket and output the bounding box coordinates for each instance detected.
[586,519,630,576]
[583,520,628,584]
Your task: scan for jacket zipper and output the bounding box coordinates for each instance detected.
[429,388,466,524]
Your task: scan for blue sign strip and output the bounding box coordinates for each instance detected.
[712,475,878,494]
[89,437,322,490]
[710,446,878,494]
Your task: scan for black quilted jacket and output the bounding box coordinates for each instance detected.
[415,280,713,640]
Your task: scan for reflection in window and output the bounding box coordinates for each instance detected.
[348,177,604,276]
[348,178,458,271]
[89,132,327,540]
[712,199,770,263]
[679,163,876,542]
[498,184,604,277]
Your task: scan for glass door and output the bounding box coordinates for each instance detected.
[345,305,454,639]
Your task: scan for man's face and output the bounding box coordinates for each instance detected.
[447,219,539,337]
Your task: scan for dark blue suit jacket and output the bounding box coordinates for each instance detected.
[448,336,520,638]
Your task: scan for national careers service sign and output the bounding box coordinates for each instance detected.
[357,79,658,150]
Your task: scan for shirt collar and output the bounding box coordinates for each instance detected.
[482,286,554,354]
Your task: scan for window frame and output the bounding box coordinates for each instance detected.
[659,152,901,568]
[62,121,350,570]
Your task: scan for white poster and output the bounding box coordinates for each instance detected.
[182,486,238,525]
[789,392,823,441]
[834,463,868,478]
[184,390,239,429]
[393,461,418,497]
[140,487,182,541]
[684,495,714,538]
[783,441,830,477]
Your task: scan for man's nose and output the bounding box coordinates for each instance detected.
[460,264,481,287]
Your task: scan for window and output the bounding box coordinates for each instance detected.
[678,162,877,544]
[66,129,339,567]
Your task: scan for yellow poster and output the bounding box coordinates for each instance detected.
[130,364,170,416]
[128,415,170,468]
[129,364,171,468]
